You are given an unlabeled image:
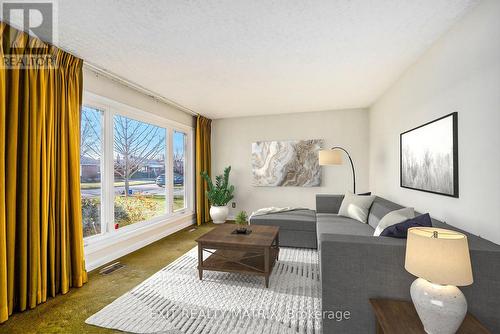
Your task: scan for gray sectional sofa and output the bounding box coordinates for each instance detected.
[251,194,500,333]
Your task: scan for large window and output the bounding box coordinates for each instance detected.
[113,115,167,229]
[80,94,193,240]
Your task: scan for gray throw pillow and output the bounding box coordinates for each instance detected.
[373,207,415,236]
[338,191,376,223]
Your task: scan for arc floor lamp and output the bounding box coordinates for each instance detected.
[319,146,356,193]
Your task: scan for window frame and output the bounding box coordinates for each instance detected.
[82,92,194,244]
[79,105,105,239]
[173,130,188,212]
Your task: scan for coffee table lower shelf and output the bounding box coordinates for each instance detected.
[197,248,279,288]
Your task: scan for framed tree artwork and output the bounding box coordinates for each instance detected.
[400,112,458,197]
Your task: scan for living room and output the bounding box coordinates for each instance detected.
[0,0,499,333]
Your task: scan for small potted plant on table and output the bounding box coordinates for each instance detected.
[234,210,249,234]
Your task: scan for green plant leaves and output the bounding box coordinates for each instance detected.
[200,166,234,206]
[235,210,248,225]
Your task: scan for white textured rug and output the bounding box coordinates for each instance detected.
[86,247,321,334]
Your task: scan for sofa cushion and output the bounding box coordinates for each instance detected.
[373,207,415,236]
[317,214,374,239]
[367,197,404,229]
[249,209,317,232]
[317,220,374,237]
[338,191,376,223]
[380,213,432,238]
[316,213,359,224]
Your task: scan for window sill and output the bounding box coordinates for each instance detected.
[84,210,193,247]
[84,210,195,271]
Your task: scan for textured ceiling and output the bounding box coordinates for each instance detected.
[53,0,477,119]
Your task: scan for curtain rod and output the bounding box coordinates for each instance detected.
[0,21,199,116]
[83,62,199,117]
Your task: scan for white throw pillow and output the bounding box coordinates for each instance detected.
[373,207,415,236]
[338,191,376,223]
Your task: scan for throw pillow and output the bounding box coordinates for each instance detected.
[373,207,415,236]
[380,213,433,238]
[338,191,376,223]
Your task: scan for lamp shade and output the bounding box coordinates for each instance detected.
[319,149,342,165]
[405,227,473,286]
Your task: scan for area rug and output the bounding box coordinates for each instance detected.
[86,247,321,334]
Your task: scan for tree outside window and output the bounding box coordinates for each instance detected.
[113,115,166,228]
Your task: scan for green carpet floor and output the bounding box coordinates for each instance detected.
[0,223,216,334]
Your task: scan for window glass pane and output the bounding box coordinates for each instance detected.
[80,106,103,238]
[114,115,166,228]
[173,131,186,211]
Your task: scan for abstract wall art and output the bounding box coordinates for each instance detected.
[400,112,458,197]
[252,139,323,187]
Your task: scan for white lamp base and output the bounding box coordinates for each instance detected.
[410,278,467,334]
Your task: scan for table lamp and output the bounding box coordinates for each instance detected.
[405,227,473,334]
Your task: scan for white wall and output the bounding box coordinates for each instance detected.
[212,109,369,217]
[369,0,500,244]
[83,67,195,127]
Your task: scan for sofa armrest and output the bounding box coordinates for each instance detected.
[319,233,413,334]
[316,194,344,214]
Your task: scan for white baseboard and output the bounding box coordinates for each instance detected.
[85,216,195,272]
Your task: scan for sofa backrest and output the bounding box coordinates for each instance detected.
[317,194,500,250]
[316,194,344,214]
[367,196,404,229]
[367,196,498,252]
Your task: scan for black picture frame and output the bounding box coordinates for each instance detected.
[400,112,459,198]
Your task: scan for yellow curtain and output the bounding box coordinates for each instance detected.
[0,22,87,323]
[195,115,212,225]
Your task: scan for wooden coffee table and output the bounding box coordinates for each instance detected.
[195,224,279,288]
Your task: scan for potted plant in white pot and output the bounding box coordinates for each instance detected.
[201,166,235,224]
